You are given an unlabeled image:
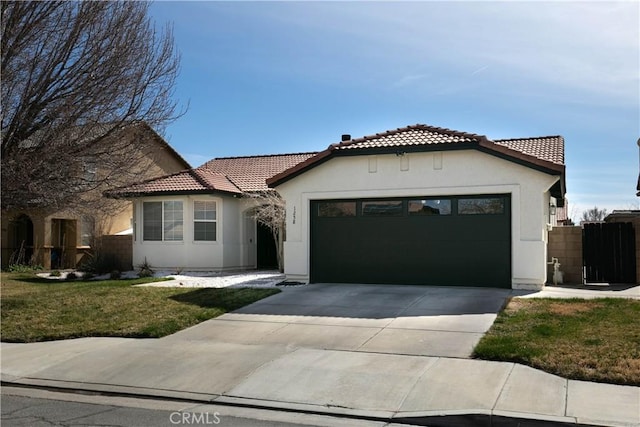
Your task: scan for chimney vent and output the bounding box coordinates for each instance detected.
[341,134,351,142]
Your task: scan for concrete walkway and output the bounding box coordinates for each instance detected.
[2,283,639,427]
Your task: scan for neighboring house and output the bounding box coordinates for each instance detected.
[267,124,566,290]
[107,153,317,271]
[1,123,190,270]
[552,198,572,226]
[637,137,640,197]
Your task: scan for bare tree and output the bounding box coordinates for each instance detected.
[1,1,181,212]
[250,191,285,272]
[581,206,608,222]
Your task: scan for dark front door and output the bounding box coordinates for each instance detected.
[257,222,278,269]
[310,195,511,287]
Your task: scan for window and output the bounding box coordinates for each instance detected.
[143,201,183,241]
[83,159,97,183]
[317,201,356,217]
[408,199,451,216]
[79,216,95,246]
[163,201,183,241]
[362,200,403,216]
[194,201,216,241]
[143,202,162,241]
[458,198,504,215]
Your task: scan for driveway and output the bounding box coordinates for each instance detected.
[4,283,638,426]
[167,283,512,358]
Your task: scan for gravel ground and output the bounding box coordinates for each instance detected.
[137,270,288,288]
[36,270,297,288]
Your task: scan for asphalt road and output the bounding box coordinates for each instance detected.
[1,387,390,427]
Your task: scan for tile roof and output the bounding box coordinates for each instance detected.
[268,124,565,187]
[109,124,566,199]
[333,124,484,150]
[494,136,564,166]
[199,152,317,192]
[108,152,317,197]
[107,168,242,197]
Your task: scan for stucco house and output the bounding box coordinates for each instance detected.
[268,124,565,290]
[1,123,190,270]
[108,153,316,271]
[111,123,565,290]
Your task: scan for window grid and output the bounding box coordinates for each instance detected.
[194,201,217,241]
[142,201,183,241]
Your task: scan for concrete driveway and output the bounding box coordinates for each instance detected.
[3,283,638,426]
[167,283,512,358]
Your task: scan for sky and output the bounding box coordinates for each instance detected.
[149,1,639,221]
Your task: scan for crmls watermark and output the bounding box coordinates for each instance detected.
[169,411,221,425]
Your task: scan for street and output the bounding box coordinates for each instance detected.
[1,386,389,427]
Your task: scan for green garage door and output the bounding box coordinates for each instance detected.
[310,195,511,287]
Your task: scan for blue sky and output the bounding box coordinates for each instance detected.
[149,1,639,221]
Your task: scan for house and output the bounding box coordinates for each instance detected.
[110,123,565,290]
[267,124,565,290]
[1,123,190,270]
[107,153,317,271]
[636,138,640,197]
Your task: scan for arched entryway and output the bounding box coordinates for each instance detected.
[9,214,34,265]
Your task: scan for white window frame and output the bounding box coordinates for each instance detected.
[142,200,183,242]
[193,200,217,242]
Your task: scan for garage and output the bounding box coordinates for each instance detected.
[269,123,565,289]
[310,195,511,287]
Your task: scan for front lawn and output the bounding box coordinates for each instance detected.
[1,272,280,342]
[473,297,640,386]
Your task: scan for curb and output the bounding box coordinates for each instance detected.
[1,380,601,427]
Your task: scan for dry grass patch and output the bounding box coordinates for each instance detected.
[473,297,640,386]
[1,272,280,342]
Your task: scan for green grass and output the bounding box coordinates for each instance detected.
[473,297,640,386]
[1,272,280,343]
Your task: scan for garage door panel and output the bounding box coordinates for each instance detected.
[311,195,511,287]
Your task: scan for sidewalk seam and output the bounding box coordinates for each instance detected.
[563,378,569,417]
[394,356,441,415]
[490,362,516,412]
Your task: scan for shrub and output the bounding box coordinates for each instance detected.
[6,264,44,273]
[138,268,154,278]
[65,272,78,281]
[138,258,154,278]
[79,252,121,274]
[49,270,61,277]
[110,270,121,280]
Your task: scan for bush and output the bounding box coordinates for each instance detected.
[65,272,78,281]
[49,270,61,277]
[138,258,154,278]
[79,252,121,274]
[6,264,43,273]
[138,268,154,278]
[110,270,121,280]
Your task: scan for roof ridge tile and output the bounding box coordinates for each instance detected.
[210,152,318,161]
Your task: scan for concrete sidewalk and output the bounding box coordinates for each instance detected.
[2,284,639,427]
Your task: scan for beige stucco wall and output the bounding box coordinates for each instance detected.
[275,150,561,289]
[1,127,188,269]
[131,195,260,271]
[547,226,583,284]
